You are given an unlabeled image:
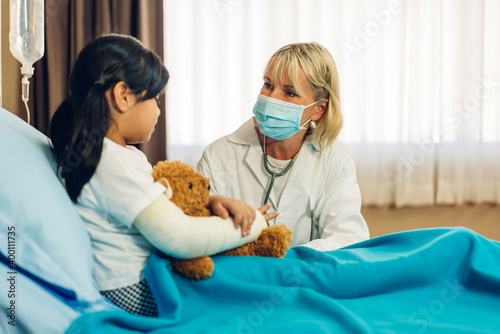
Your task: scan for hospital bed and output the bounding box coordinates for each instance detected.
[1,107,499,334]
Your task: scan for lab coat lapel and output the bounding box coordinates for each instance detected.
[229,118,278,207]
[286,144,308,185]
[286,140,318,188]
[243,142,278,207]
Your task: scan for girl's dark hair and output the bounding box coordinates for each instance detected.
[49,34,169,202]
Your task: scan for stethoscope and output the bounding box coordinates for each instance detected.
[262,135,298,226]
[261,135,316,240]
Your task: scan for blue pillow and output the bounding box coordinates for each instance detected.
[0,258,103,334]
[0,108,114,330]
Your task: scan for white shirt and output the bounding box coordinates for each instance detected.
[197,118,370,252]
[76,138,166,291]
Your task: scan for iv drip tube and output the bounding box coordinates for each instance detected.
[21,75,31,124]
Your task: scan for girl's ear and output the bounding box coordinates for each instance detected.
[310,99,328,121]
[110,81,135,113]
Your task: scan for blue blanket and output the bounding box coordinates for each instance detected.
[66,228,500,333]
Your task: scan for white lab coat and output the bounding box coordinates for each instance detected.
[197,118,370,251]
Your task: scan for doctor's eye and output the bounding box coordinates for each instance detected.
[188,183,193,189]
[263,82,272,90]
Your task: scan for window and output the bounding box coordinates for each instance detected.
[164,0,500,206]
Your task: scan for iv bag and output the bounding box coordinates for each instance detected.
[9,0,44,124]
[9,0,45,76]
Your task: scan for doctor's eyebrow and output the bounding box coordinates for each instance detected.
[264,76,296,90]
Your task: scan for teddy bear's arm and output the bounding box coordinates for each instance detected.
[219,225,293,258]
[169,256,215,280]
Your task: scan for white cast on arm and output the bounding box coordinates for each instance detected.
[133,194,266,259]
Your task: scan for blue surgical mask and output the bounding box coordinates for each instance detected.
[253,94,320,140]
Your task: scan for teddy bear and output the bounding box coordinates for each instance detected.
[152,160,293,280]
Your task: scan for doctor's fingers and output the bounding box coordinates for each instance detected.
[262,210,279,222]
[258,203,280,222]
[257,203,272,214]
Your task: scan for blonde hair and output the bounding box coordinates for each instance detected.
[265,42,342,147]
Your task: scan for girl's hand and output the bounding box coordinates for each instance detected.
[209,195,256,236]
[258,203,279,222]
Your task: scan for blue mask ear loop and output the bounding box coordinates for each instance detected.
[262,135,299,226]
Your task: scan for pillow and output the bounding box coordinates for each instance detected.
[0,258,83,334]
[0,108,114,329]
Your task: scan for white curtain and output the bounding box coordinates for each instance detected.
[163,0,500,207]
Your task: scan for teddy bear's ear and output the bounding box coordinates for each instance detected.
[160,177,173,199]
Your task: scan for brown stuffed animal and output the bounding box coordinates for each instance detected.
[152,160,293,280]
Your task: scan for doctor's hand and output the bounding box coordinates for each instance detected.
[208,195,256,237]
[258,203,279,222]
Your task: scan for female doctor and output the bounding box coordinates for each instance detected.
[197,42,369,251]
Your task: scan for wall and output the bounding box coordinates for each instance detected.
[1,0,24,118]
[362,204,500,242]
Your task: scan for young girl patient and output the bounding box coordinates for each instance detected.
[49,34,275,317]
